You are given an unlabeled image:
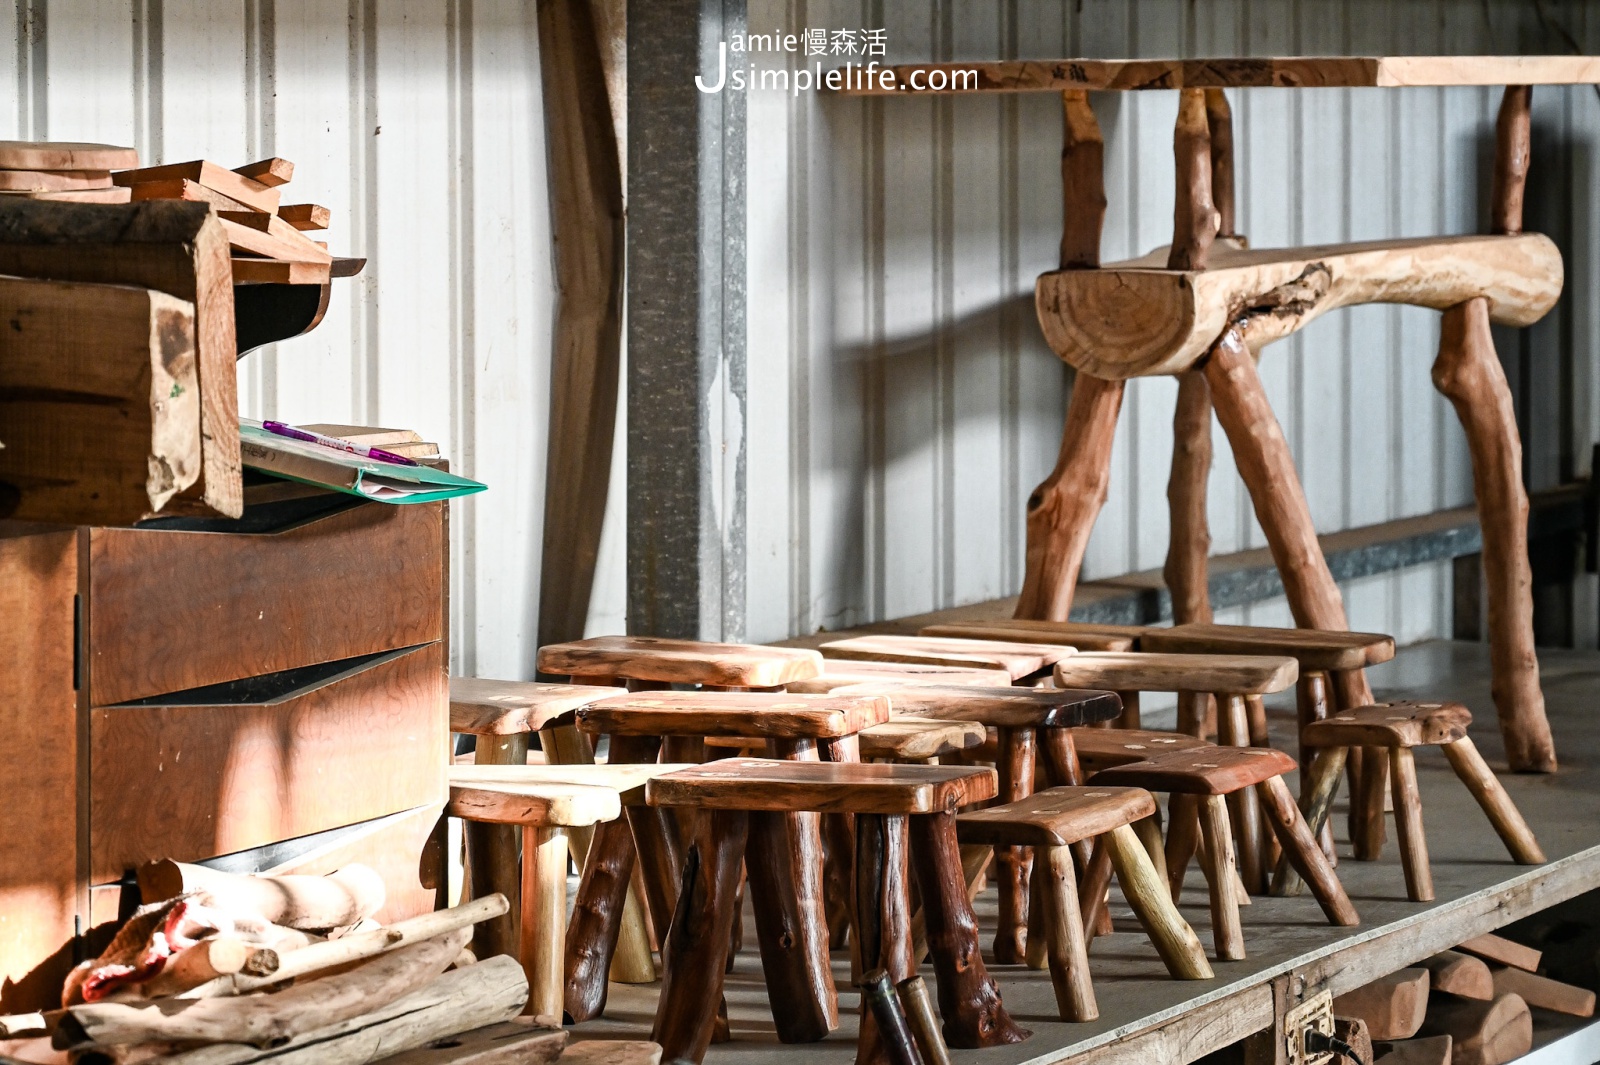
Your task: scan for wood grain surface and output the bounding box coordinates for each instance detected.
[919,620,1140,652]
[1090,745,1296,796]
[88,501,444,705]
[858,718,986,761]
[1070,728,1209,771]
[578,690,891,739]
[89,643,447,882]
[835,683,1121,728]
[1301,702,1473,749]
[958,787,1155,848]
[0,140,138,169]
[646,759,997,815]
[538,635,822,687]
[786,660,1013,692]
[449,782,619,829]
[820,634,1073,679]
[1052,652,1298,695]
[1140,624,1395,671]
[449,678,625,736]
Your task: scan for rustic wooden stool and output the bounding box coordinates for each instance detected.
[446,763,686,1018]
[819,633,1076,682]
[448,678,632,969]
[788,658,1014,693]
[576,690,890,1044]
[1070,726,1210,772]
[858,717,988,763]
[1288,701,1545,903]
[919,619,1146,652]
[1091,745,1358,960]
[836,683,1122,963]
[644,758,1025,1064]
[537,634,825,690]
[1139,622,1397,858]
[958,786,1212,1020]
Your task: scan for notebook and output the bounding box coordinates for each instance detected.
[239,420,486,504]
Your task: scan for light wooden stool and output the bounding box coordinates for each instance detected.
[446,763,686,1019]
[644,758,1025,1064]
[959,786,1212,1021]
[577,690,890,1045]
[1288,701,1545,903]
[819,633,1077,682]
[1091,746,1358,960]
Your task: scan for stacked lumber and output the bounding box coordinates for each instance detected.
[0,140,136,203]
[113,156,355,285]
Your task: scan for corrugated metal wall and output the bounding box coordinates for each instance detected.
[7,0,1599,663]
[744,0,1600,645]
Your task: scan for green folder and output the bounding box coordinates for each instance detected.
[239,421,486,504]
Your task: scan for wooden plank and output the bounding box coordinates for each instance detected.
[231,257,332,285]
[958,787,1155,847]
[219,212,333,262]
[786,661,1013,692]
[0,141,138,170]
[0,531,78,1013]
[87,501,444,705]
[0,198,243,518]
[0,275,202,524]
[449,763,693,805]
[1052,652,1299,694]
[1456,933,1541,972]
[0,186,131,203]
[0,169,112,191]
[89,643,448,883]
[126,177,258,213]
[832,683,1123,728]
[278,203,331,231]
[112,160,281,213]
[233,157,295,187]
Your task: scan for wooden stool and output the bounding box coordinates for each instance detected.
[919,619,1146,652]
[1289,701,1545,902]
[1070,727,1209,773]
[446,763,686,1018]
[858,717,987,762]
[644,758,1025,1064]
[1091,746,1358,960]
[958,786,1213,1020]
[1139,622,1397,858]
[448,678,630,966]
[576,690,890,1044]
[819,633,1077,682]
[537,635,824,690]
[788,658,1013,693]
[837,683,1122,963]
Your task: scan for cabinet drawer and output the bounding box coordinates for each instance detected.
[88,501,443,705]
[90,641,447,884]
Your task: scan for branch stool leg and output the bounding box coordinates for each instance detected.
[1165,794,1201,902]
[520,825,570,1019]
[1196,796,1245,960]
[1297,671,1337,861]
[1217,694,1265,894]
[1080,835,1115,941]
[611,734,682,937]
[467,732,528,961]
[1271,745,1347,897]
[1440,735,1546,863]
[1256,775,1358,926]
[1040,843,1096,1021]
[853,813,914,1065]
[1105,824,1213,979]
[1388,747,1433,902]
[994,726,1036,963]
[1353,746,1389,861]
[1166,368,1215,634]
[564,815,637,1021]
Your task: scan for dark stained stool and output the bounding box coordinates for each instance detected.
[1091,746,1359,960]
[575,691,890,1043]
[645,758,1025,1065]
[1286,701,1545,902]
[958,786,1213,1022]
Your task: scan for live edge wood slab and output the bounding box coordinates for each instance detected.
[574,641,1600,1065]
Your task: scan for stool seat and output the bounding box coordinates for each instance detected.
[1301,700,1473,748]
[449,780,619,828]
[1070,727,1209,770]
[1138,623,1395,671]
[577,690,890,738]
[787,660,1012,693]
[836,683,1123,727]
[959,786,1156,847]
[820,634,1075,680]
[1052,652,1299,694]
[647,758,997,814]
[858,717,986,761]
[919,620,1143,652]
[536,635,823,688]
[450,762,693,806]
[1091,745,1298,794]
[449,677,626,736]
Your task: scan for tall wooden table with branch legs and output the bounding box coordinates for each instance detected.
[844,56,1598,773]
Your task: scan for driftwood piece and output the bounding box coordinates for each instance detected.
[1491,966,1595,1017]
[1419,951,1493,1001]
[138,862,386,931]
[61,929,469,1049]
[1332,968,1429,1040]
[1373,1035,1452,1065]
[1058,90,1105,270]
[1456,933,1541,973]
[153,955,529,1065]
[1016,373,1124,620]
[1492,87,1531,237]
[1433,298,1555,772]
[1168,88,1219,271]
[353,1021,565,1063]
[1416,993,1531,1065]
[138,940,279,999]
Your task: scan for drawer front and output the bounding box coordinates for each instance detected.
[89,501,443,705]
[90,642,447,884]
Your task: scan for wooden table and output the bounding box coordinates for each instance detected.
[841,55,1600,773]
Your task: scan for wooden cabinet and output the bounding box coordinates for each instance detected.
[0,498,448,1012]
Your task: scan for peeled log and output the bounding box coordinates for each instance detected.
[1332,968,1429,1040]
[1034,233,1562,379]
[1416,994,1531,1065]
[137,862,386,932]
[1419,951,1492,1001]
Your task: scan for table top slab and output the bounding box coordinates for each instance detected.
[1053,652,1299,694]
[646,757,998,814]
[577,690,891,739]
[450,677,627,735]
[833,683,1123,728]
[1138,624,1395,671]
[536,635,823,688]
[959,786,1157,847]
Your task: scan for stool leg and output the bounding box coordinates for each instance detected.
[611,734,682,937]
[1025,857,1048,971]
[1441,736,1546,863]
[520,825,569,1019]
[652,809,749,1064]
[1165,794,1201,902]
[853,814,915,1065]
[1297,672,1337,862]
[1132,813,1168,888]
[1196,796,1245,961]
[1040,843,1097,1021]
[1104,824,1213,980]
[994,726,1036,963]
[1043,730,1097,880]
[1080,836,1114,944]
[1255,775,1359,926]
[1218,694,1265,894]
[909,811,1028,1048]
[1353,745,1389,861]
[1176,691,1214,740]
[1245,695,1282,874]
[564,815,637,1022]
[1271,745,1347,897]
[467,732,528,961]
[1117,692,1142,729]
[820,736,861,954]
[1388,746,1434,902]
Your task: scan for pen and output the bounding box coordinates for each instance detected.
[260,420,421,467]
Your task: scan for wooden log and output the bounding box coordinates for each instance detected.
[908,811,1027,1048]
[1168,88,1219,271]
[1165,369,1215,632]
[993,726,1036,963]
[1416,993,1531,1065]
[1104,824,1213,980]
[1197,795,1244,961]
[138,940,278,999]
[1016,373,1125,621]
[138,862,386,932]
[651,811,747,1064]
[1456,933,1540,973]
[1332,968,1429,1040]
[1037,844,1095,1021]
[1491,966,1594,1017]
[1432,299,1555,773]
[152,955,529,1065]
[346,1021,565,1063]
[61,929,469,1049]
[1492,86,1531,237]
[1058,90,1105,270]
[1256,775,1359,926]
[1388,747,1433,901]
[1419,952,1493,1001]
[1440,736,1546,862]
[534,0,625,654]
[896,975,952,1065]
[1373,1035,1452,1065]
[1204,88,1236,239]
